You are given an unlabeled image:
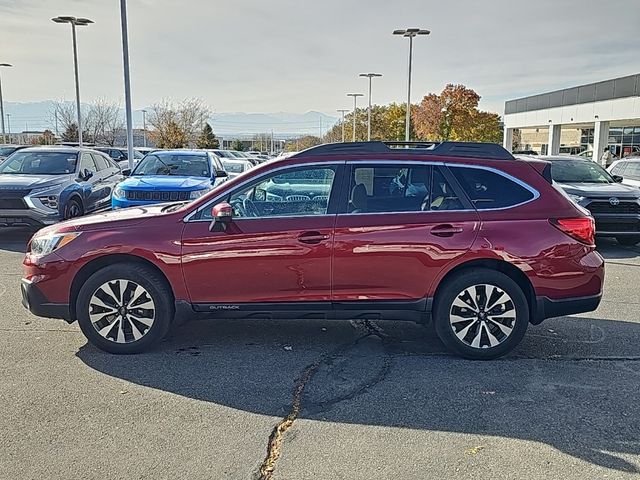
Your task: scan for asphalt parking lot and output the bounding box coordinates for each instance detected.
[0,229,639,480]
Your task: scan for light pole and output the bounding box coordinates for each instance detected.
[359,73,382,141]
[337,109,349,142]
[119,0,135,170]
[0,63,12,144]
[6,114,11,143]
[393,28,430,142]
[142,109,147,147]
[346,93,363,142]
[52,16,94,147]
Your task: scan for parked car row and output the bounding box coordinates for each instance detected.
[0,146,263,228]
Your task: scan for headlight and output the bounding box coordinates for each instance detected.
[37,195,59,209]
[113,186,125,198]
[567,194,586,204]
[189,189,209,200]
[30,232,81,256]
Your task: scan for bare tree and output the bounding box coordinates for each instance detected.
[85,98,124,146]
[48,100,77,138]
[147,98,211,148]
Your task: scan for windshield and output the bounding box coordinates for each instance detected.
[551,160,614,184]
[0,151,78,175]
[221,160,247,174]
[131,154,211,177]
[214,150,236,159]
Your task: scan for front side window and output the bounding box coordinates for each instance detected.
[626,163,640,180]
[609,162,626,176]
[219,167,336,219]
[79,153,98,174]
[132,154,211,177]
[451,166,535,209]
[0,151,78,175]
[346,164,465,213]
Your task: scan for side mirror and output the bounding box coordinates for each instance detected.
[78,169,93,181]
[214,169,228,179]
[121,168,131,177]
[209,201,233,232]
[613,175,624,183]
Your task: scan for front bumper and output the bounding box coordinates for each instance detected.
[21,278,71,322]
[0,208,61,228]
[532,293,602,324]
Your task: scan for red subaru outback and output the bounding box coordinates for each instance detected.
[21,142,604,359]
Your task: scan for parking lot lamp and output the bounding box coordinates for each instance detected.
[393,28,430,141]
[337,109,349,142]
[0,63,12,144]
[359,73,382,141]
[52,16,94,147]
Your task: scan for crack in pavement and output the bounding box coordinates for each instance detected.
[255,319,391,480]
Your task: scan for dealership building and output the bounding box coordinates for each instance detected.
[503,73,640,163]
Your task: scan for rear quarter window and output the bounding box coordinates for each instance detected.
[450,166,535,209]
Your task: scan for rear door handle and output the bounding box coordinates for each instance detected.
[298,231,331,244]
[430,224,464,237]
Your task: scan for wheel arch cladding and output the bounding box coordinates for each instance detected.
[58,184,84,215]
[69,254,175,321]
[433,259,536,323]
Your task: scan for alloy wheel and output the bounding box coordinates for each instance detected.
[449,284,516,349]
[89,279,156,343]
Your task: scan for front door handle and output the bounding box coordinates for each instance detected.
[298,231,330,244]
[430,224,464,237]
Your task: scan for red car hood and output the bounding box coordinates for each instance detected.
[43,204,181,234]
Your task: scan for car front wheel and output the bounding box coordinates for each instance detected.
[76,264,173,354]
[434,269,529,360]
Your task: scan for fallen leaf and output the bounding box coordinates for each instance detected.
[284,346,293,351]
[468,445,485,455]
[119,390,128,395]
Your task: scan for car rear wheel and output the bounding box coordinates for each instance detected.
[76,264,173,354]
[616,236,640,246]
[63,198,84,220]
[434,269,529,360]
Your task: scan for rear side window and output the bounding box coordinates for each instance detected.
[451,166,534,209]
[92,153,110,171]
[626,163,640,180]
[347,164,466,213]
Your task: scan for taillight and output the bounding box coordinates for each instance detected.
[550,217,595,245]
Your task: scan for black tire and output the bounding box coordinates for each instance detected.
[76,264,174,354]
[616,236,640,246]
[433,268,529,360]
[63,198,84,220]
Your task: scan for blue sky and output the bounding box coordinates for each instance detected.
[1,0,639,115]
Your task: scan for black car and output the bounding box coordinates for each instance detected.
[94,147,144,169]
[0,144,29,162]
[530,155,640,245]
[0,147,123,229]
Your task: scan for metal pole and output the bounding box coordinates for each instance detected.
[120,0,135,170]
[0,73,5,143]
[341,112,345,142]
[352,96,357,142]
[142,110,147,147]
[367,76,372,141]
[6,114,11,142]
[405,35,413,142]
[70,22,83,146]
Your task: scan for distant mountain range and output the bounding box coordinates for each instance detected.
[1,101,338,139]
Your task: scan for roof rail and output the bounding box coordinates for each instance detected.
[296,141,514,160]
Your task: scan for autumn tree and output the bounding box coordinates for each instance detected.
[31,129,56,145]
[412,84,501,143]
[148,98,211,148]
[196,122,220,149]
[324,103,415,143]
[284,135,322,152]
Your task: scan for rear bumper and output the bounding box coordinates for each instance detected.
[21,278,72,322]
[532,293,602,324]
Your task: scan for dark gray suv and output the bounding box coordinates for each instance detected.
[0,146,123,229]
[519,155,640,245]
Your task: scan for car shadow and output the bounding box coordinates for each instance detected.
[0,228,33,253]
[76,315,640,474]
[596,237,640,260]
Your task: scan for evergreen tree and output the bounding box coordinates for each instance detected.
[196,122,220,149]
[61,123,79,142]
